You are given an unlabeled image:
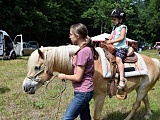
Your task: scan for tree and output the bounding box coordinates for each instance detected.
[82,0,114,34]
[0,0,159,46]
[145,0,160,43]
[0,0,93,45]
[82,0,136,37]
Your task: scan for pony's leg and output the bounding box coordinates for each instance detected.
[124,77,151,120]
[142,94,153,119]
[124,97,142,120]
[93,93,106,120]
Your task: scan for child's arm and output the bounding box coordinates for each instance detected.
[107,27,126,44]
[108,31,113,40]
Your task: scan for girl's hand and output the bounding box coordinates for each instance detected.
[71,55,76,66]
[58,73,65,80]
[71,55,76,61]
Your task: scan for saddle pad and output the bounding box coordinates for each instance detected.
[95,47,148,78]
[95,47,112,77]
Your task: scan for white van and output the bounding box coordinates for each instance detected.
[0,30,23,59]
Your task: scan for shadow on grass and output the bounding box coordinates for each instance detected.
[102,108,160,120]
[0,87,10,94]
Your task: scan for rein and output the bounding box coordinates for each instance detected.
[43,75,66,120]
[43,75,66,100]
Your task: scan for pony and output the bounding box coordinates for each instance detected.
[22,45,160,120]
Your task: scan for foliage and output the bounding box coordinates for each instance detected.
[82,0,159,44]
[144,0,160,43]
[0,0,159,46]
[30,100,44,109]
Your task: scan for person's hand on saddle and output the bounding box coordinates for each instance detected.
[105,38,112,45]
[100,41,106,48]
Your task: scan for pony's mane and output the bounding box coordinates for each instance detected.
[27,47,55,72]
[27,45,79,75]
[45,45,79,74]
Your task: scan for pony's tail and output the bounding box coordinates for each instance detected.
[152,58,160,80]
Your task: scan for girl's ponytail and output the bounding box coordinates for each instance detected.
[75,36,99,60]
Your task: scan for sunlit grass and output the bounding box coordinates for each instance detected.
[0,50,159,120]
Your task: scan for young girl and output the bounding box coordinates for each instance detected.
[107,8,128,89]
[58,23,99,120]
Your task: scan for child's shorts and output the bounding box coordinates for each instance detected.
[114,48,128,61]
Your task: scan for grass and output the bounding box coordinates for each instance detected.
[0,49,160,120]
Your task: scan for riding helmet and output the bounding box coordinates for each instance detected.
[110,8,126,23]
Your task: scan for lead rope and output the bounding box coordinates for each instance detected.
[44,75,66,120]
[55,79,66,120]
[55,92,63,120]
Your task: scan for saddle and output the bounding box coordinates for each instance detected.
[101,43,138,99]
[104,46,138,63]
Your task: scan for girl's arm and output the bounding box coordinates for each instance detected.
[107,27,126,44]
[108,31,113,40]
[58,65,85,82]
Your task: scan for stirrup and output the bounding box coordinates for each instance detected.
[117,78,127,90]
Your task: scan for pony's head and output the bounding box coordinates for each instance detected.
[22,45,79,94]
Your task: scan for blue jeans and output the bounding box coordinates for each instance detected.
[62,90,94,120]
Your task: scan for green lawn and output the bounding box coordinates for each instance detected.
[0,49,159,120]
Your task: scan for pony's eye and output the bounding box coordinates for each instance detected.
[35,66,40,71]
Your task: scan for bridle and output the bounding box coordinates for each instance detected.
[27,51,53,84]
[27,64,53,84]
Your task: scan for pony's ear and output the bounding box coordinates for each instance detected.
[38,49,44,59]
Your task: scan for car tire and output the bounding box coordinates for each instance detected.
[11,52,16,59]
[21,51,24,56]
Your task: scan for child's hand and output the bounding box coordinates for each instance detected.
[100,41,106,48]
[106,40,112,44]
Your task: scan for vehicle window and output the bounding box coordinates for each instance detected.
[23,44,27,48]
[30,42,37,45]
[14,36,21,43]
[28,44,32,48]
